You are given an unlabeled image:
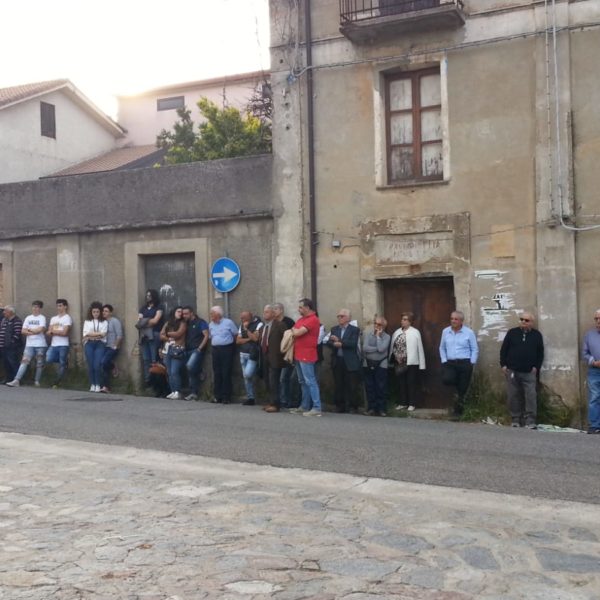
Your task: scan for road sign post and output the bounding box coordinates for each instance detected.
[211,258,241,317]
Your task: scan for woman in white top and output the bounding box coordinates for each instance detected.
[83,301,108,392]
[389,312,426,411]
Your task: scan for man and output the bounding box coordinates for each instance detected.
[99,304,123,393]
[0,306,24,384]
[327,308,361,413]
[272,303,295,409]
[291,298,322,416]
[46,299,72,388]
[582,309,600,434]
[235,310,263,406]
[208,306,238,404]
[7,301,46,388]
[182,306,209,401]
[500,312,544,429]
[259,304,286,413]
[439,310,479,419]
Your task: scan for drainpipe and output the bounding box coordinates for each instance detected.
[304,0,317,304]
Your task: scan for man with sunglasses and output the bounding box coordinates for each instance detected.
[582,310,600,434]
[500,312,544,429]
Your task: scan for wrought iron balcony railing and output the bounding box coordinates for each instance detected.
[340,0,464,24]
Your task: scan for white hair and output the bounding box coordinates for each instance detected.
[210,305,223,316]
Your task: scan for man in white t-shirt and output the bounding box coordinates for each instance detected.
[45,298,73,388]
[7,300,47,387]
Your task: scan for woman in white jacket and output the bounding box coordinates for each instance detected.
[389,312,426,411]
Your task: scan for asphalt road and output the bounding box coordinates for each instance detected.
[1,386,599,504]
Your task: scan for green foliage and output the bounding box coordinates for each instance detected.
[460,371,510,424]
[536,383,575,427]
[156,97,272,165]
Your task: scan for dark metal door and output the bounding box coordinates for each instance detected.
[144,253,196,318]
[382,277,455,408]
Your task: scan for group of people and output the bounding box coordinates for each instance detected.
[0,299,121,392]
[1,291,600,433]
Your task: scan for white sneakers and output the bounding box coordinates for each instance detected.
[6,379,20,387]
[89,385,101,393]
[167,391,182,400]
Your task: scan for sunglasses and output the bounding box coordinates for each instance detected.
[520,318,531,322]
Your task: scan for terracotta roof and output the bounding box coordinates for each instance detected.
[0,79,69,109]
[46,145,165,177]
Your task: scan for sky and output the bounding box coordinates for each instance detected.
[0,0,270,118]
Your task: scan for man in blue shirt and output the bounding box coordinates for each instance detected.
[582,309,600,434]
[208,306,238,404]
[439,310,479,419]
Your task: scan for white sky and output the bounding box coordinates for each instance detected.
[0,0,270,118]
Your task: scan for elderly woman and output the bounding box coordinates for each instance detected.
[160,306,187,400]
[362,316,391,417]
[389,312,426,411]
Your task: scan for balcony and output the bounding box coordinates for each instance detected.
[339,0,466,43]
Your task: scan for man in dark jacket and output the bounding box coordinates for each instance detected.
[259,304,287,413]
[327,308,361,413]
[500,312,544,429]
[0,306,23,383]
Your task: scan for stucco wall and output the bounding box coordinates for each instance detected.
[0,90,118,184]
[118,76,264,145]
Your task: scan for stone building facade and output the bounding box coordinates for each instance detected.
[268,0,600,408]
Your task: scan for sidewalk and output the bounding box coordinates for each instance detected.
[0,433,599,599]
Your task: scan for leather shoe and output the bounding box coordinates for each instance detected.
[242,399,255,406]
[265,405,279,413]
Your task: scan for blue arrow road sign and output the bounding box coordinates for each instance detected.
[210,257,241,293]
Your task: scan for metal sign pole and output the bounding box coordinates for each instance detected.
[224,291,230,319]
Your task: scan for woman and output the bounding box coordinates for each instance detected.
[389,312,426,411]
[137,289,164,386]
[362,316,391,417]
[160,306,187,400]
[83,301,108,392]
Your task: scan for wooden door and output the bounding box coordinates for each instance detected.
[382,277,455,408]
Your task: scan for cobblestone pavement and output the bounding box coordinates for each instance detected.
[0,433,599,600]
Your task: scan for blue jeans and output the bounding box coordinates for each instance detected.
[101,347,119,388]
[587,368,600,429]
[186,349,205,394]
[15,347,47,383]
[295,360,321,411]
[46,345,69,383]
[140,333,160,384]
[165,352,185,393]
[239,352,258,400]
[84,341,105,387]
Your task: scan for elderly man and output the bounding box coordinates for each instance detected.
[500,311,544,429]
[259,304,287,413]
[582,310,600,434]
[0,306,24,384]
[272,303,295,409]
[291,298,322,417]
[439,310,479,419]
[208,306,238,404]
[327,308,361,413]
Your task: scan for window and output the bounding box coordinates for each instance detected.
[386,68,442,183]
[40,102,56,139]
[157,96,185,111]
